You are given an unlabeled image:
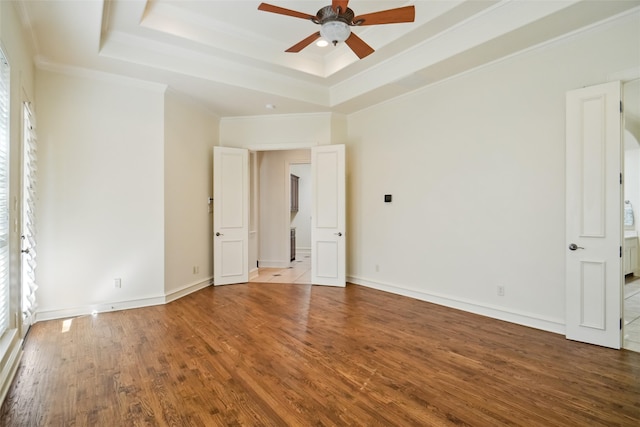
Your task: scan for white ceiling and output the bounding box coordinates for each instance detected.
[16,0,640,117]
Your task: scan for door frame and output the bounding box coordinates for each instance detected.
[248,143,316,277]
[622,76,640,350]
[246,143,346,286]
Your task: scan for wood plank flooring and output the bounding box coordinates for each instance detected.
[1,283,640,426]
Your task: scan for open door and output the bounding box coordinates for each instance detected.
[213,147,249,285]
[565,81,622,348]
[311,145,346,287]
[21,102,37,337]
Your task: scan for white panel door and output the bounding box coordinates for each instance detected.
[311,145,346,287]
[213,147,249,286]
[566,81,622,349]
[21,102,37,336]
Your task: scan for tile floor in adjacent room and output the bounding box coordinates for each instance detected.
[624,274,640,352]
[250,254,311,285]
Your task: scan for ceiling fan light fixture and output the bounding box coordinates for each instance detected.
[258,2,415,59]
[316,39,329,47]
[320,21,350,45]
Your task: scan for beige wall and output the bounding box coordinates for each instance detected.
[346,11,640,332]
[36,68,167,318]
[35,70,221,318]
[220,112,346,148]
[164,91,219,296]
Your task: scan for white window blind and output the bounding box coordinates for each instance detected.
[0,50,10,335]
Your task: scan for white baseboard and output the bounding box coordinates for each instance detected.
[347,276,565,335]
[165,277,213,303]
[35,277,213,322]
[32,273,564,338]
[295,248,311,257]
[258,260,291,268]
[35,296,166,322]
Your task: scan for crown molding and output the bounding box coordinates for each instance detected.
[220,111,336,122]
[34,56,168,93]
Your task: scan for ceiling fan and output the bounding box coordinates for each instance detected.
[257,1,415,59]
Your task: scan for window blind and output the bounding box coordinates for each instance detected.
[0,50,10,335]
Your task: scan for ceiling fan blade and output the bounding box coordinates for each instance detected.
[332,0,349,14]
[344,33,374,59]
[258,3,315,21]
[353,5,415,26]
[285,32,321,53]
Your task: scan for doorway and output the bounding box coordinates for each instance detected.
[214,145,346,287]
[250,149,312,284]
[565,79,640,349]
[623,77,640,352]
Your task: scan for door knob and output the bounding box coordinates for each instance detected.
[568,243,584,251]
[335,232,342,237]
[216,232,223,237]
[21,248,30,254]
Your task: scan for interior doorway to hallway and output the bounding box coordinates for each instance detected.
[249,149,311,285]
[215,145,346,288]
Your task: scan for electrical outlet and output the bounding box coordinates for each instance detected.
[375,264,379,272]
[114,278,121,288]
[193,266,199,274]
[497,285,505,296]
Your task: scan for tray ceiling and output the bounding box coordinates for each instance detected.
[16,0,640,117]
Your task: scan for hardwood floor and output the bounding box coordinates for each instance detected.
[2,283,640,426]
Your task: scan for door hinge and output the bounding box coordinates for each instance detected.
[620,173,623,185]
[621,318,623,330]
[620,101,624,113]
[620,246,622,258]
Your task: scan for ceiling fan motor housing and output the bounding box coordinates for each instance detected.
[314,5,356,45]
[314,5,355,24]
